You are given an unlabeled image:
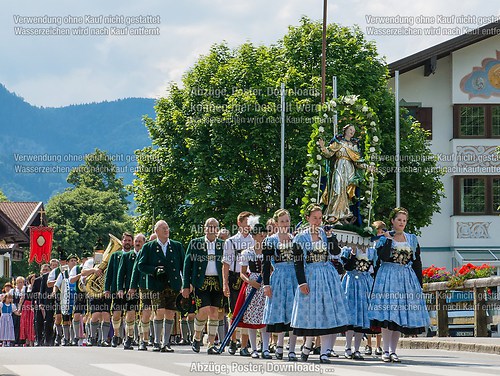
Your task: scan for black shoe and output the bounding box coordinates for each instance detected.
[148,339,154,347]
[327,349,339,358]
[300,346,311,362]
[138,341,147,351]
[62,338,70,347]
[344,348,353,359]
[207,345,219,355]
[71,338,79,347]
[54,337,61,346]
[152,343,161,352]
[262,350,272,360]
[288,352,298,361]
[275,346,283,359]
[132,340,139,346]
[192,339,201,353]
[375,346,383,356]
[228,340,237,355]
[313,346,321,355]
[100,340,111,347]
[390,353,400,363]
[352,351,364,360]
[123,337,133,350]
[320,354,331,364]
[111,336,119,348]
[364,345,372,355]
[161,344,174,353]
[239,347,250,357]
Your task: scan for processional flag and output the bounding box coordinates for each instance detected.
[29,226,53,263]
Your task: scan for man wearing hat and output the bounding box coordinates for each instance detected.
[183,218,225,355]
[136,220,185,353]
[54,253,79,346]
[47,247,68,346]
[69,249,92,346]
[117,233,146,350]
[104,232,134,348]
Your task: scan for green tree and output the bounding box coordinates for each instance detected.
[46,186,133,255]
[46,149,133,256]
[67,148,128,204]
[0,189,7,202]
[134,17,443,241]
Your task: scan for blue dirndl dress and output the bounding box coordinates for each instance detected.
[262,233,298,332]
[290,228,349,336]
[340,246,377,333]
[368,233,430,335]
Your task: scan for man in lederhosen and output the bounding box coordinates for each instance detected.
[104,232,134,347]
[117,233,146,350]
[136,220,185,353]
[183,218,224,355]
[222,211,254,356]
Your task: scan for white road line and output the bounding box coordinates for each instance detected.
[3,365,74,376]
[90,364,180,376]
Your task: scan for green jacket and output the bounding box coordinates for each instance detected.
[104,250,124,293]
[136,239,185,292]
[182,237,224,289]
[117,250,139,291]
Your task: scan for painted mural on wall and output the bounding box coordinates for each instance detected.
[460,50,500,99]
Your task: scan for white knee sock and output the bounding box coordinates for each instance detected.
[260,328,270,352]
[345,330,354,350]
[381,328,391,353]
[288,333,297,354]
[248,328,257,351]
[354,332,363,352]
[320,334,333,355]
[390,331,400,353]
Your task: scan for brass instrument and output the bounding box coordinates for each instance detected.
[85,234,122,298]
[59,265,71,315]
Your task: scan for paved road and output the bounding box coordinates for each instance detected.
[1,345,499,376]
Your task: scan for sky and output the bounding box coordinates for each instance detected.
[1,0,499,107]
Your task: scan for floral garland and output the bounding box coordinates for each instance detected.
[301,95,381,234]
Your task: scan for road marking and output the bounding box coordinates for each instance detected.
[90,364,180,376]
[3,365,73,376]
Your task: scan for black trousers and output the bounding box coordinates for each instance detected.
[34,306,45,345]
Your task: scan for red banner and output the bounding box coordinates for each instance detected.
[29,227,53,263]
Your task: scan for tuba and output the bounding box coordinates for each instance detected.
[85,234,122,298]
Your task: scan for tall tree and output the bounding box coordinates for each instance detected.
[0,189,7,202]
[47,149,133,256]
[67,148,128,204]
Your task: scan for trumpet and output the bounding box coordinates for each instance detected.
[85,234,122,298]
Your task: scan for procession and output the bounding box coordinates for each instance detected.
[0,137,431,365]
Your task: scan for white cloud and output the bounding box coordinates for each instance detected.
[1,0,499,106]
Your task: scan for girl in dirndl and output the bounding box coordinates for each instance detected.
[262,209,298,361]
[340,245,378,360]
[368,207,430,363]
[290,205,349,364]
[0,293,20,346]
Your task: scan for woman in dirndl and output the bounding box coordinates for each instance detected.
[368,207,430,363]
[290,205,349,364]
[19,274,36,346]
[262,209,298,361]
[340,245,378,360]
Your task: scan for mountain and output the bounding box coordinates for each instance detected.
[0,84,156,203]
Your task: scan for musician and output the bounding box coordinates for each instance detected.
[54,254,78,346]
[104,232,134,347]
[48,254,67,346]
[136,220,185,353]
[117,233,146,350]
[81,248,112,347]
[222,211,254,356]
[183,218,224,355]
[69,250,92,346]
